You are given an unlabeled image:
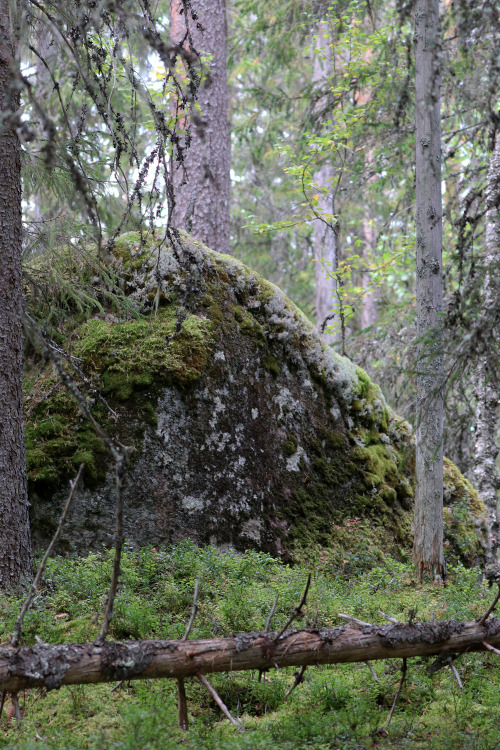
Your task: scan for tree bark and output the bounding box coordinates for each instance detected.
[413,0,445,580]
[0,0,33,591]
[474,130,500,562]
[312,22,337,345]
[0,618,498,693]
[169,0,231,255]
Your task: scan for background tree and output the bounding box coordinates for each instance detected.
[169,0,231,254]
[412,0,445,579]
[0,0,33,590]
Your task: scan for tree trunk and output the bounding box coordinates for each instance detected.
[169,0,231,255]
[312,22,337,345]
[361,205,377,330]
[0,618,498,693]
[474,130,500,562]
[0,0,33,590]
[413,0,445,580]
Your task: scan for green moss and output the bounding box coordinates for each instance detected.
[73,308,213,400]
[234,306,266,345]
[262,355,280,377]
[283,434,299,457]
[443,457,487,564]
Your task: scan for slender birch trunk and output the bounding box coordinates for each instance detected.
[474,130,500,561]
[0,0,33,590]
[413,0,445,580]
[169,0,231,255]
[361,204,377,329]
[312,22,337,345]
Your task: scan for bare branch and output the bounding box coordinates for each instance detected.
[275,574,311,642]
[387,658,407,726]
[183,579,200,641]
[11,465,84,647]
[478,585,500,626]
[196,672,240,727]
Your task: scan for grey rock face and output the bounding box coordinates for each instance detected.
[27,232,487,564]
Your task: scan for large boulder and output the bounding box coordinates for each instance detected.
[25,232,488,564]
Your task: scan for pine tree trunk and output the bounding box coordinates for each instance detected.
[474,130,500,561]
[413,0,445,580]
[312,22,337,345]
[169,0,231,255]
[0,0,33,590]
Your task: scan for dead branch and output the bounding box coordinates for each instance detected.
[274,574,311,642]
[450,661,463,689]
[337,614,372,627]
[283,665,307,699]
[478,585,500,626]
[0,618,498,694]
[482,640,500,655]
[11,465,84,648]
[387,658,407,726]
[265,594,279,633]
[177,677,189,730]
[196,672,239,727]
[365,660,379,682]
[183,579,200,641]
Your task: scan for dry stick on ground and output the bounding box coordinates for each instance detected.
[1,618,499,693]
[177,578,200,730]
[196,672,240,727]
[337,614,372,627]
[449,661,463,690]
[275,575,311,642]
[387,658,407,727]
[364,660,379,682]
[379,611,400,625]
[11,465,85,648]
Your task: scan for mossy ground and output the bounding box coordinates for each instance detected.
[0,543,498,749]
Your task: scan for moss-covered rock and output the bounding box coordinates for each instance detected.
[25,231,488,564]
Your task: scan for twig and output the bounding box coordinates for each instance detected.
[110,681,124,693]
[482,640,500,655]
[275,574,312,642]
[365,660,379,682]
[0,691,5,720]
[478,585,500,626]
[196,672,240,727]
[11,465,84,647]
[283,666,307,699]
[450,661,463,689]
[183,578,200,641]
[386,658,407,726]
[177,678,189,730]
[96,453,128,643]
[265,594,279,633]
[337,613,372,627]
[11,694,22,724]
[379,611,400,624]
[258,594,279,682]
[176,578,200,730]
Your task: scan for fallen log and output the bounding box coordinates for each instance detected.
[0,617,499,693]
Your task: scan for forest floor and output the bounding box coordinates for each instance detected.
[0,542,499,749]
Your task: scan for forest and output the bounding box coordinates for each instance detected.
[0,0,499,748]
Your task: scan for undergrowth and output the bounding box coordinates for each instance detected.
[0,542,498,749]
